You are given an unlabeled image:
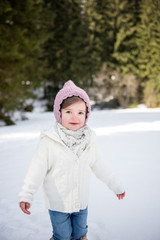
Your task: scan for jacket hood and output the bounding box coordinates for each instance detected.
[40,123,60,142]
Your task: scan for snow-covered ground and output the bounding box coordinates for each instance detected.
[1,107,160,240]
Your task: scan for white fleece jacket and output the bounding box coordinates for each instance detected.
[18,124,124,213]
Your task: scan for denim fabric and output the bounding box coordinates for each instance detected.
[49,207,88,240]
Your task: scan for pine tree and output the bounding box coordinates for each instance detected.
[83,0,104,64]
[84,0,115,65]
[84,0,139,107]
[43,0,101,109]
[0,0,48,124]
[135,0,160,107]
[111,0,137,71]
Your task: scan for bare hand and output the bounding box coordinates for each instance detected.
[117,192,125,200]
[20,202,31,215]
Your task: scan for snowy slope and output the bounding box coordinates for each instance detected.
[0,108,160,240]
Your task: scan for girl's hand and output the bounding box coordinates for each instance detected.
[20,202,31,215]
[117,192,125,200]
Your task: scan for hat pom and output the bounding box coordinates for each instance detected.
[63,80,75,88]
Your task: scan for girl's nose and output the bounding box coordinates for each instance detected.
[71,114,78,121]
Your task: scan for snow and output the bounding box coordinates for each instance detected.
[1,108,160,240]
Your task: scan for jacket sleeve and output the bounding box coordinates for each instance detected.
[18,137,48,204]
[91,142,125,195]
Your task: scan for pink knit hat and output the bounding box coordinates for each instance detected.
[53,80,91,124]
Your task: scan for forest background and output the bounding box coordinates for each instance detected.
[0,0,160,125]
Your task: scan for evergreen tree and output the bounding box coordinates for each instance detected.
[108,0,139,106]
[84,0,118,66]
[85,0,139,107]
[135,0,160,107]
[111,0,137,71]
[84,0,137,65]
[43,0,102,109]
[0,0,48,124]
[83,0,104,65]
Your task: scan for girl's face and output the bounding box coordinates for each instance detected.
[61,100,86,131]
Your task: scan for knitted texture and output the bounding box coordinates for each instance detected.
[53,80,91,124]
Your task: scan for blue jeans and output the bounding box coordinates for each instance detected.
[48,207,88,240]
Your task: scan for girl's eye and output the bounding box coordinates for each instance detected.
[66,111,71,114]
[79,112,84,115]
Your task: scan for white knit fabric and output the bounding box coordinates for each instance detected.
[18,123,125,213]
[57,123,90,157]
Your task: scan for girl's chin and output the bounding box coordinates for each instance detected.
[67,124,81,131]
[62,122,85,131]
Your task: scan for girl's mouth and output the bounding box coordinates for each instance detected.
[70,123,78,125]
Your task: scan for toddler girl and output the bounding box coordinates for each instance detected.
[19,80,125,240]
